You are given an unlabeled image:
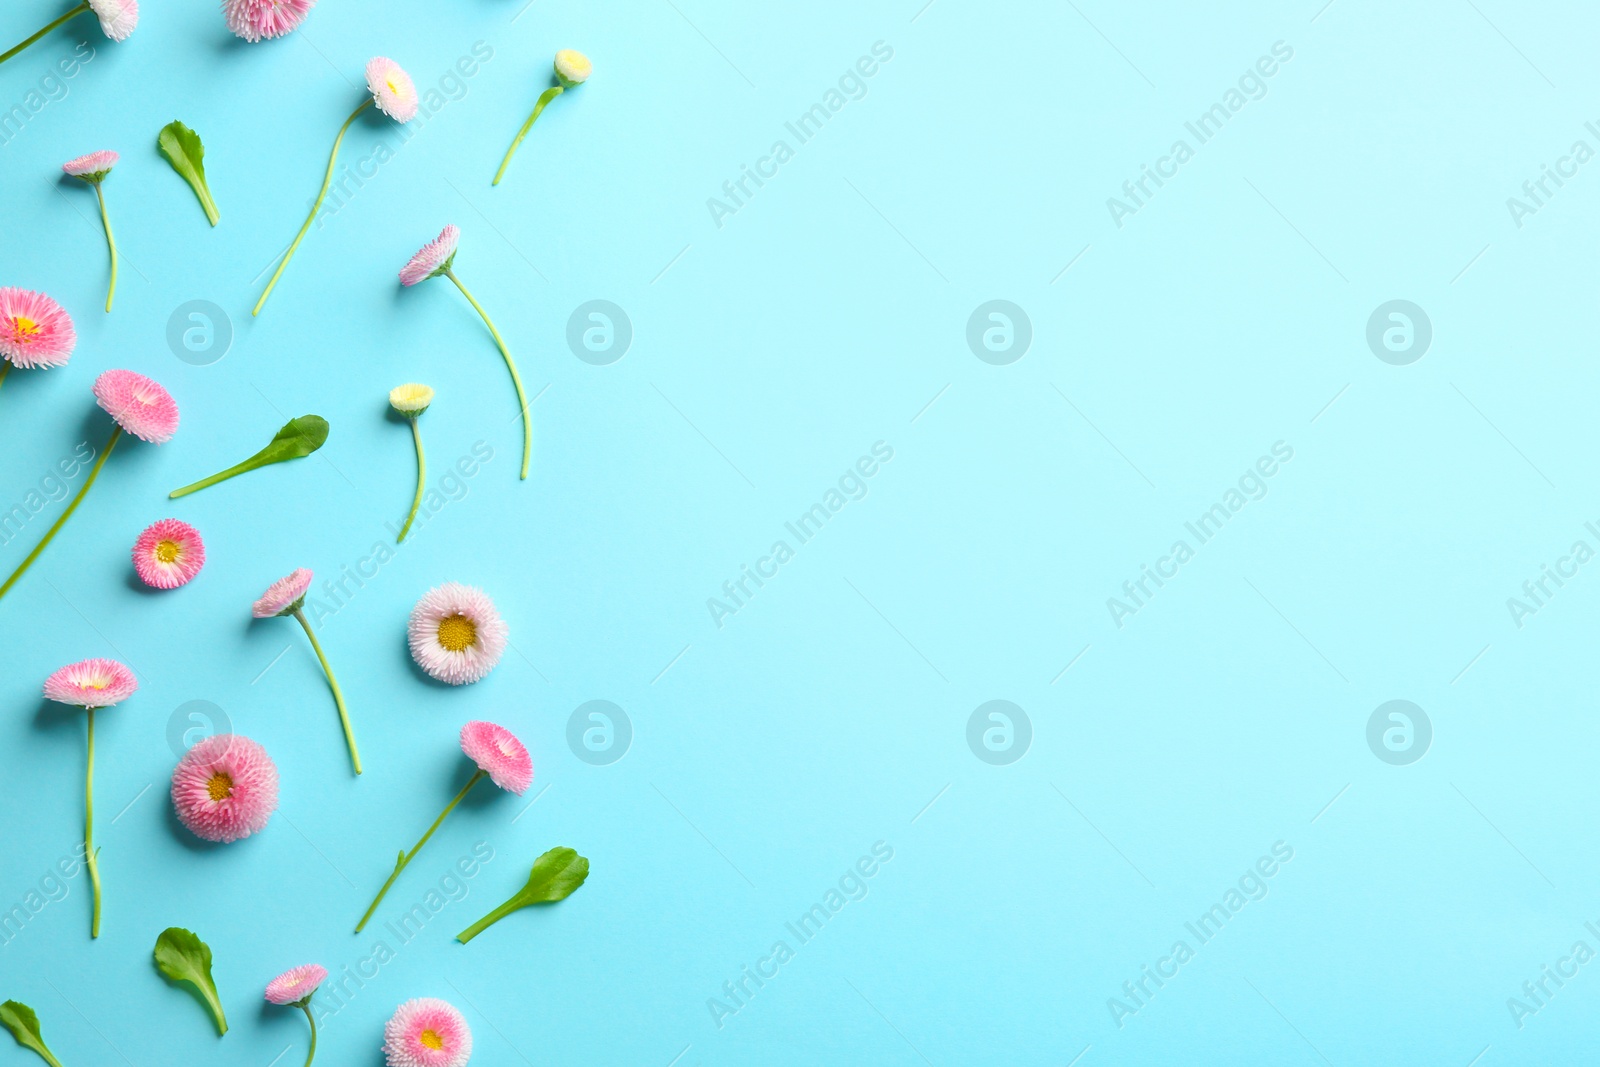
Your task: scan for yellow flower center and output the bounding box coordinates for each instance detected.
[387,76,401,95]
[419,1029,444,1050]
[155,539,180,563]
[11,316,38,343]
[207,773,234,802]
[437,614,476,653]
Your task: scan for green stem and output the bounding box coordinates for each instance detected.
[168,456,258,498]
[0,424,119,605]
[397,417,426,542]
[94,182,116,312]
[355,769,484,932]
[0,360,11,400]
[293,609,360,775]
[253,99,373,316]
[492,85,563,186]
[86,705,100,939]
[456,896,521,944]
[0,2,88,66]
[445,268,530,479]
[299,1002,317,1067]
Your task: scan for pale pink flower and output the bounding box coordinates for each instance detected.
[43,658,137,708]
[383,998,472,1067]
[459,721,532,794]
[93,369,178,443]
[399,225,459,286]
[407,582,507,685]
[265,963,327,1005]
[366,57,418,122]
[253,567,313,618]
[223,0,315,42]
[132,519,205,589]
[171,734,279,843]
[63,150,118,181]
[0,288,75,369]
[87,0,138,40]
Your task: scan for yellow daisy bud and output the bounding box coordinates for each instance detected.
[554,49,592,87]
[389,383,434,416]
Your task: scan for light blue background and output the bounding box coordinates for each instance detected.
[1,0,1596,1063]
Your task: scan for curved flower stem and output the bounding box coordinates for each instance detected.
[253,99,373,317]
[0,424,119,605]
[0,2,88,66]
[492,85,563,186]
[355,769,485,932]
[299,1002,317,1067]
[94,183,116,313]
[85,705,101,938]
[292,608,361,776]
[444,268,530,479]
[397,418,426,542]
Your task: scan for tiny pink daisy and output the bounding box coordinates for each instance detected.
[398,225,459,287]
[383,998,472,1067]
[265,963,327,1006]
[132,518,205,589]
[171,734,279,843]
[459,721,533,795]
[408,582,508,685]
[0,287,75,370]
[93,369,179,443]
[223,0,315,42]
[63,149,118,180]
[253,567,313,618]
[366,57,418,122]
[87,0,138,40]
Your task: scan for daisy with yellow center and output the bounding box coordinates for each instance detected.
[389,383,434,542]
[132,518,205,588]
[407,582,508,685]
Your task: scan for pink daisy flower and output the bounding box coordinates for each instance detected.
[87,0,138,40]
[459,721,533,795]
[43,657,137,708]
[398,225,459,287]
[63,149,118,180]
[407,582,508,685]
[132,518,205,589]
[383,998,472,1067]
[265,963,327,1006]
[171,734,279,843]
[0,287,75,370]
[253,567,313,618]
[223,0,315,42]
[366,57,418,122]
[93,369,179,443]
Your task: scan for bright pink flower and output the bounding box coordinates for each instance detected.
[132,518,205,589]
[93,369,178,443]
[459,721,532,794]
[43,658,137,708]
[366,57,418,122]
[87,0,138,40]
[264,963,327,1005]
[63,150,118,180]
[407,582,507,685]
[383,998,472,1067]
[171,734,279,843]
[253,567,313,618]
[223,0,315,41]
[399,225,459,286]
[0,288,75,369]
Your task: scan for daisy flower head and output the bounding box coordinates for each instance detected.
[43,658,137,708]
[63,150,118,182]
[253,567,313,618]
[366,57,418,123]
[460,721,533,795]
[0,288,75,369]
[223,0,315,42]
[383,998,472,1067]
[408,582,508,685]
[93,369,179,443]
[554,49,592,87]
[390,383,434,416]
[132,518,205,589]
[87,0,138,40]
[171,734,279,843]
[399,225,459,287]
[265,963,327,1006]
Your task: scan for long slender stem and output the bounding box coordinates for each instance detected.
[0,425,119,605]
[169,456,256,498]
[85,706,100,938]
[0,2,88,66]
[293,609,360,776]
[299,1002,317,1067]
[253,99,373,316]
[355,769,485,932]
[0,360,11,400]
[94,183,116,313]
[492,85,562,186]
[397,418,426,542]
[445,269,530,479]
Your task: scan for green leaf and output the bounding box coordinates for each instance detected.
[169,415,329,498]
[157,121,220,226]
[0,1002,64,1067]
[153,927,228,1036]
[456,847,589,943]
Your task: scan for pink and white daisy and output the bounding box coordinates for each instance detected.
[132,518,205,589]
[383,998,472,1067]
[87,0,138,40]
[63,149,118,181]
[398,225,459,287]
[93,369,178,443]
[171,734,279,843]
[366,57,418,123]
[407,582,508,685]
[253,567,313,618]
[43,658,137,708]
[223,0,315,42]
[0,288,75,369]
[459,721,533,795]
[265,963,327,1006]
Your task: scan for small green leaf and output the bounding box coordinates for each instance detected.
[157,121,220,226]
[456,847,589,943]
[169,415,329,498]
[0,1002,64,1067]
[153,927,228,1036]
